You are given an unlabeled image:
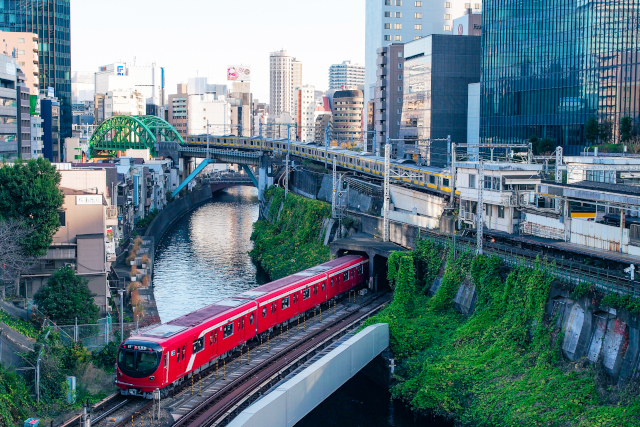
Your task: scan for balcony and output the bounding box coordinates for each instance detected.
[377,56,388,66]
[42,247,76,260]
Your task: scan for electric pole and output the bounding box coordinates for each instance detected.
[383,141,391,242]
[477,159,484,255]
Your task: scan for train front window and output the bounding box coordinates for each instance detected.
[117,346,161,378]
[137,351,158,371]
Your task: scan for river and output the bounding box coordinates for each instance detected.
[152,186,452,427]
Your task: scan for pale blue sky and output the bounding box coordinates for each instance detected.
[71,0,365,102]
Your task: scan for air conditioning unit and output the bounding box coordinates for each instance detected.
[64,262,76,269]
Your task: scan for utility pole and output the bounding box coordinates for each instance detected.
[332,157,337,218]
[324,126,329,168]
[118,288,124,342]
[285,124,290,198]
[477,159,484,255]
[383,141,391,242]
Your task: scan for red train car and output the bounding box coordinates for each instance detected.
[115,255,368,398]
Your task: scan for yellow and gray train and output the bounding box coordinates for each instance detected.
[184,135,457,197]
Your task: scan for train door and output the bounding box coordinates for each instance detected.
[238,315,246,342]
[208,330,217,360]
[163,353,169,384]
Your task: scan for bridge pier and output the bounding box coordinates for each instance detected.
[258,155,273,202]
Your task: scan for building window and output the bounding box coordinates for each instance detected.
[396,0,402,5]
[415,1,422,5]
[384,35,392,41]
[469,174,476,188]
[18,50,24,55]
[18,38,24,43]
[394,35,402,41]
[398,74,402,80]
[385,0,392,4]
[395,12,402,17]
[394,23,402,29]
[398,86,402,91]
[398,51,403,57]
[444,14,451,19]
[475,3,480,8]
[486,204,491,216]
[397,97,402,103]
[444,25,451,31]
[385,23,391,29]
[397,109,402,114]
[415,24,422,30]
[58,210,66,227]
[445,1,451,7]
[398,63,402,69]
[414,36,421,40]
[385,11,392,17]
[415,12,422,18]
[498,206,505,218]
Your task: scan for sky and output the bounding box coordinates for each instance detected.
[71,0,365,102]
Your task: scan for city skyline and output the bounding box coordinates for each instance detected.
[70,0,365,102]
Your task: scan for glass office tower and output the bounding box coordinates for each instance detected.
[0,0,71,140]
[480,0,640,147]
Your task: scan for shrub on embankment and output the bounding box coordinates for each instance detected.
[250,186,331,279]
[364,240,640,426]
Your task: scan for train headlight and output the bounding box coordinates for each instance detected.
[149,376,155,381]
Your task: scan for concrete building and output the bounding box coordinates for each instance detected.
[72,71,95,105]
[332,90,364,145]
[0,54,19,161]
[399,35,481,163]
[21,185,111,312]
[328,61,365,90]
[0,31,39,95]
[30,114,43,159]
[187,77,227,97]
[270,50,302,116]
[16,68,31,159]
[188,94,231,136]
[294,85,316,142]
[41,95,61,162]
[168,83,188,137]
[229,82,252,137]
[365,0,480,105]
[452,9,482,36]
[105,90,145,117]
[373,43,405,155]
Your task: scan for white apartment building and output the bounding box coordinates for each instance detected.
[72,71,95,103]
[364,0,481,103]
[95,62,165,112]
[328,61,365,90]
[294,85,316,142]
[30,115,43,159]
[105,90,145,117]
[270,50,302,116]
[187,93,231,136]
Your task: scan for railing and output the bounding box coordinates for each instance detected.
[460,210,476,223]
[519,221,565,240]
[105,206,117,219]
[418,229,640,298]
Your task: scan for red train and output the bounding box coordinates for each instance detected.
[115,255,369,398]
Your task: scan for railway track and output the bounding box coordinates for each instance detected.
[173,291,390,427]
[58,393,132,427]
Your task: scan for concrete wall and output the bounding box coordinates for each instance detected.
[227,324,389,427]
[144,185,213,248]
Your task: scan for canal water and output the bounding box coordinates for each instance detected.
[153,186,453,427]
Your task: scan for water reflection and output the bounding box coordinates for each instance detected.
[153,186,268,322]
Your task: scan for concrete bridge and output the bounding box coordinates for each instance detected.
[206,172,256,194]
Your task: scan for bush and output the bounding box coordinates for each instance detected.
[34,267,100,324]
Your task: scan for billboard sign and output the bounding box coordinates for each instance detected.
[116,65,125,76]
[227,65,251,82]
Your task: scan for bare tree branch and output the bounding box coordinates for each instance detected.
[0,219,36,283]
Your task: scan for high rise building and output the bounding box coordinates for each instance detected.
[0,1,72,140]
[168,83,188,137]
[270,50,302,116]
[294,85,316,142]
[328,61,365,90]
[480,0,640,148]
[332,90,364,144]
[0,32,39,95]
[373,43,405,154]
[365,0,480,104]
[0,54,20,161]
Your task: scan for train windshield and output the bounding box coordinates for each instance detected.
[117,343,161,378]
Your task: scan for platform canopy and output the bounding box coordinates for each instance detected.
[89,115,184,157]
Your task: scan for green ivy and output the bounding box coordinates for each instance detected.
[250,187,331,279]
[364,245,640,426]
[0,309,40,338]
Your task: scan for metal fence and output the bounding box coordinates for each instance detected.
[45,317,156,351]
[419,229,640,298]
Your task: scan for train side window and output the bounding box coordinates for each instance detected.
[331,278,334,287]
[250,313,254,324]
[303,288,310,300]
[209,332,213,346]
[343,271,349,281]
[239,317,244,330]
[429,175,435,184]
[262,307,267,318]
[214,331,217,343]
[182,346,185,361]
[322,282,325,291]
[223,323,234,339]
[176,349,180,363]
[282,296,290,309]
[164,354,168,367]
[358,265,364,275]
[193,337,204,354]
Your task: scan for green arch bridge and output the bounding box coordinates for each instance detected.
[89,115,185,157]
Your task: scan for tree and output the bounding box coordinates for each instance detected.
[533,137,556,155]
[0,220,35,282]
[0,158,64,257]
[34,267,99,324]
[620,116,633,143]
[584,117,599,144]
[599,120,613,144]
